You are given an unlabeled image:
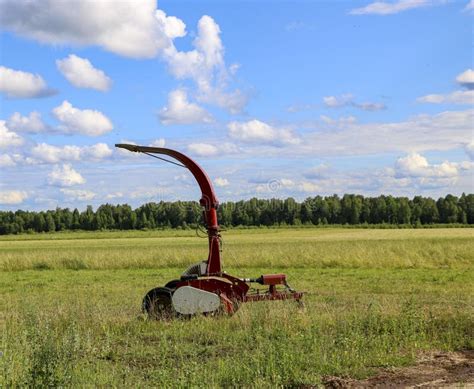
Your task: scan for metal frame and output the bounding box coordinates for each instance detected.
[115,144,303,314]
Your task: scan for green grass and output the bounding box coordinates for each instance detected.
[1,228,473,271]
[1,228,473,387]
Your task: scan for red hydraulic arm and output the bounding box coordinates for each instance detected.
[115,144,222,274]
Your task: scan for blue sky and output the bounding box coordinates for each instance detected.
[0,0,473,210]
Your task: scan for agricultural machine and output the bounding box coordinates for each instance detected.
[116,144,303,318]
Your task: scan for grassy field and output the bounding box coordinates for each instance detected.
[1,228,473,386]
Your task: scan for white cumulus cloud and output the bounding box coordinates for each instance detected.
[0,0,172,59]
[52,100,113,136]
[0,2,247,111]
[0,2,248,112]
[456,69,474,90]
[32,143,81,163]
[155,9,187,39]
[162,15,248,114]
[298,181,320,193]
[187,142,238,158]
[349,0,443,15]
[159,89,213,125]
[0,153,27,167]
[149,138,166,147]
[163,15,223,80]
[85,143,113,160]
[254,178,320,195]
[214,177,229,187]
[56,54,112,91]
[417,90,474,105]
[417,69,474,105]
[47,164,85,186]
[393,152,472,190]
[0,190,28,205]
[7,111,48,133]
[323,93,386,111]
[187,142,238,157]
[323,94,354,107]
[0,121,23,148]
[396,153,460,178]
[0,66,55,98]
[31,142,112,164]
[228,120,300,146]
[105,192,124,200]
[60,188,96,201]
[0,154,16,167]
[302,109,473,156]
[188,143,218,157]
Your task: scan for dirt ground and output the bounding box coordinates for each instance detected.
[323,350,474,388]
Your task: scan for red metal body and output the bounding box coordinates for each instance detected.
[115,144,303,315]
[260,274,287,285]
[175,274,303,314]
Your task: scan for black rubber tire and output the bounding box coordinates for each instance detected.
[164,279,180,289]
[142,287,175,320]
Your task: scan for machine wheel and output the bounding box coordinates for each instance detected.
[142,287,175,319]
[164,279,180,289]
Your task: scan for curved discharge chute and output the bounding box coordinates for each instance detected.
[115,143,221,274]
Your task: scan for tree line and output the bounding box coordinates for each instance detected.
[0,194,472,235]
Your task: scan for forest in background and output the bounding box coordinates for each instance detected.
[0,194,473,235]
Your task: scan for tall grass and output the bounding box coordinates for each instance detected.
[3,280,472,387]
[1,228,473,386]
[1,228,473,271]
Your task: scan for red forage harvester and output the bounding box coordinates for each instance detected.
[116,144,303,318]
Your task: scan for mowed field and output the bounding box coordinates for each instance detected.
[1,228,473,387]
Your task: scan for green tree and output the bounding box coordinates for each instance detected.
[45,213,56,232]
[420,198,439,224]
[72,209,80,230]
[33,213,46,232]
[397,198,411,224]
